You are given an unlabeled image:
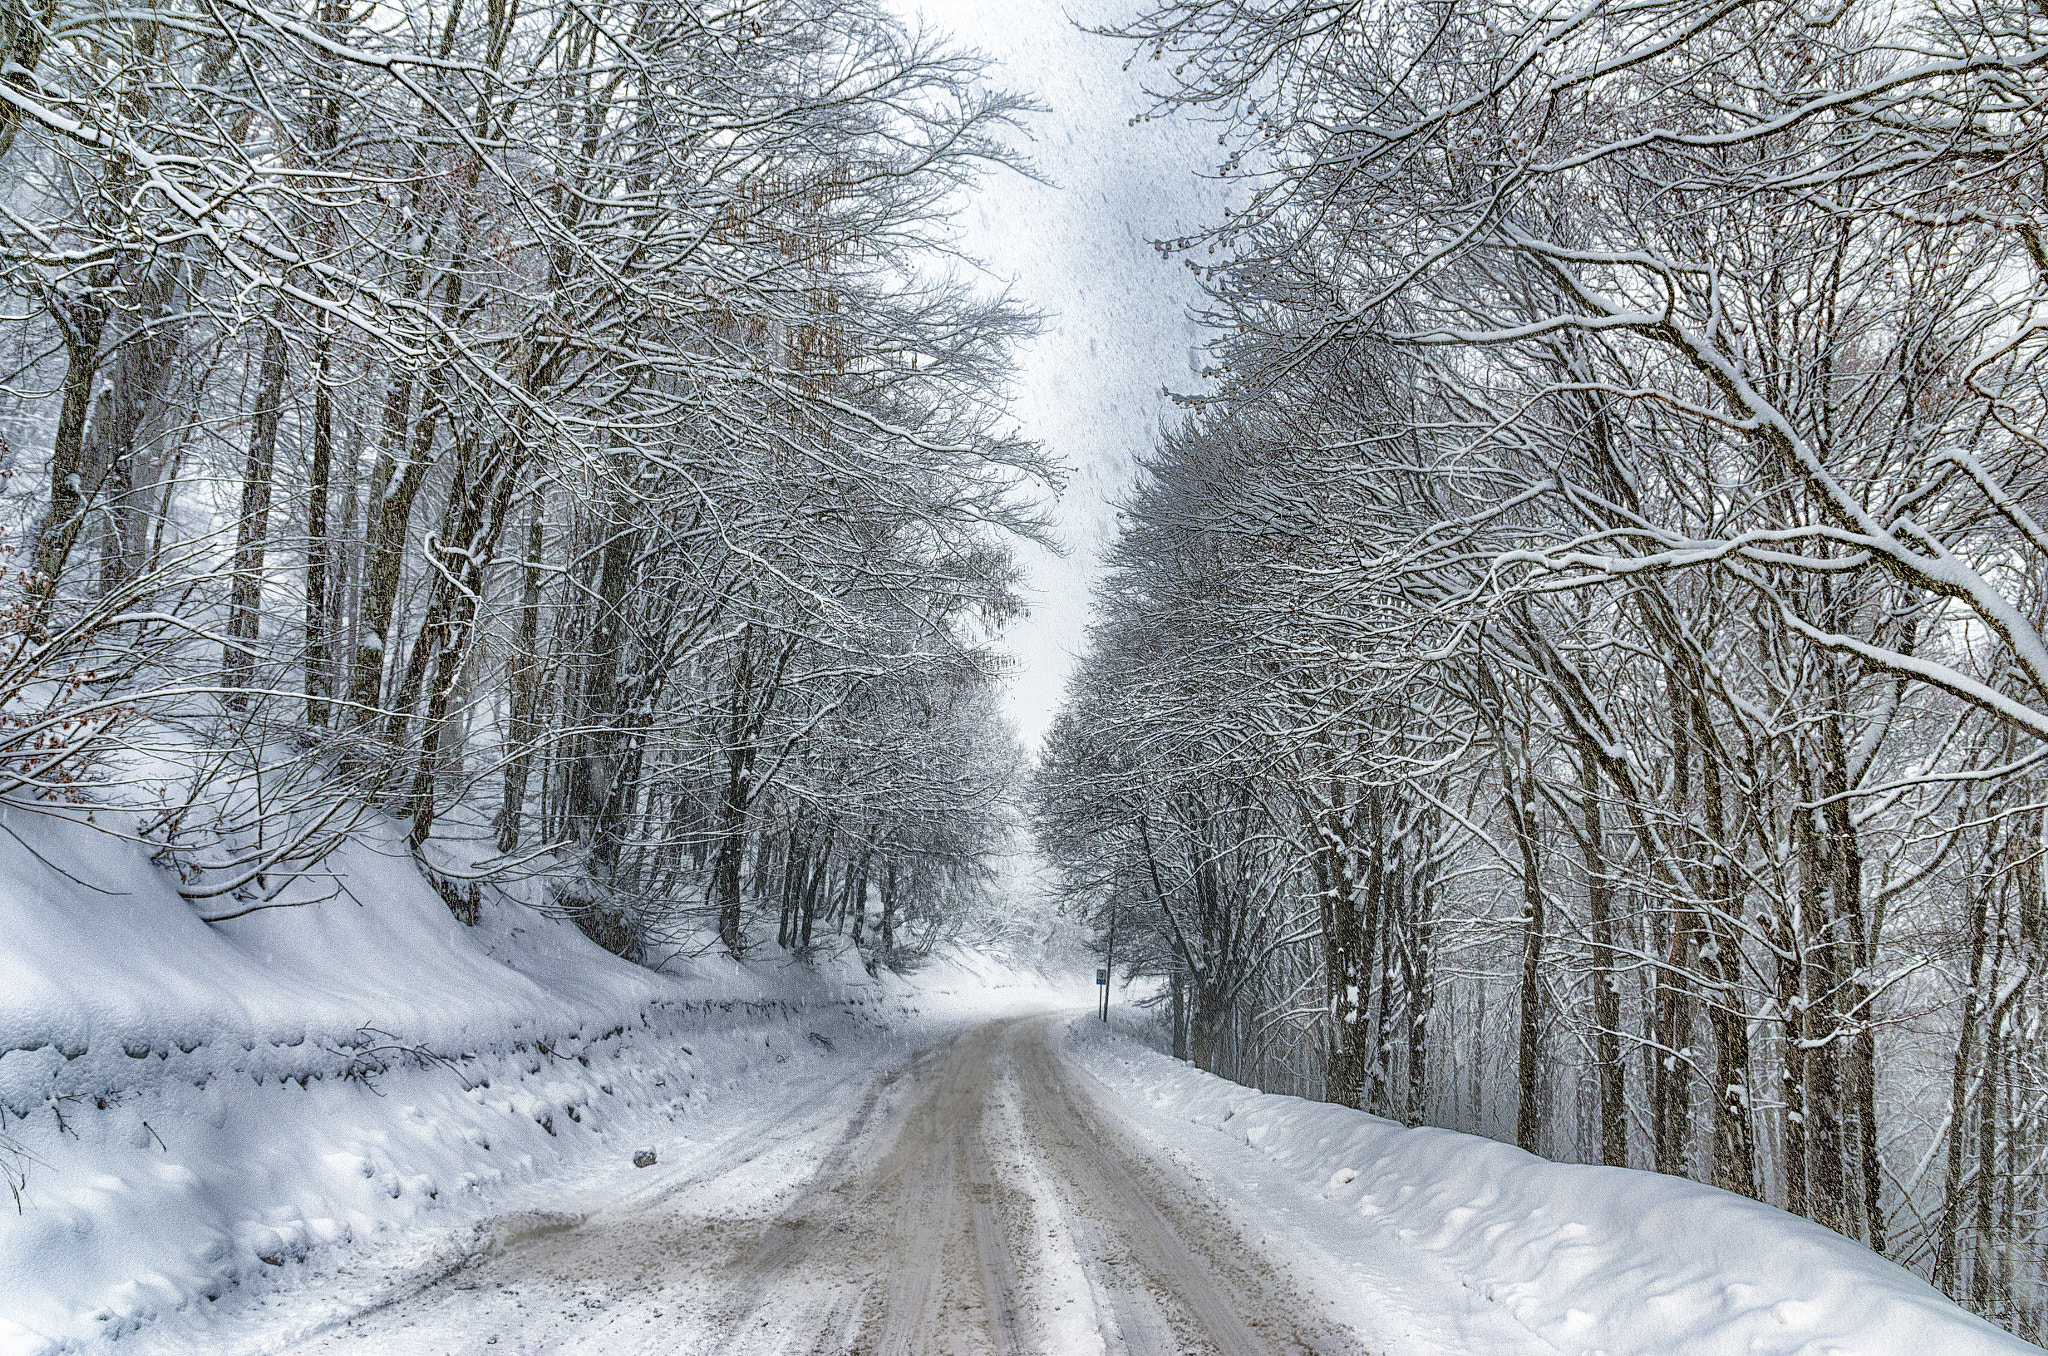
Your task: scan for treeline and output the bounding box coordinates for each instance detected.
[0,0,1041,960]
[1034,0,2048,1336]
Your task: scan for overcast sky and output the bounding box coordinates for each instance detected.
[900,1,1226,749]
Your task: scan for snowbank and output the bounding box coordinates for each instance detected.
[0,809,1056,1355]
[1066,1018,2036,1356]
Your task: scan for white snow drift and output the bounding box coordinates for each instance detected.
[2,801,2033,1355]
[0,809,1047,1356]
[1066,1018,2034,1356]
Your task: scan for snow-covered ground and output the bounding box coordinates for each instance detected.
[1066,1014,2037,1356]
[0,809,1072,1355]
[2,807,2032,1355]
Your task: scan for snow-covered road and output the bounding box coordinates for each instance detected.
[274,1013,1371,1356]
[2,824,2024,1356]
[70,988,2032,1356]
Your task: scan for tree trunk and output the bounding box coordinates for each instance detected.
[800,820,834,949]
[879,856,899,957]
[223,311,289,703]
[1509,767,1546,1155]
[1935,828,1993,1293]
[848,849,871,947]
[1652,909,1696,1177]
[713,755,750,954]
[348,267,463,724]
[776,827,800,948]
[1653,679,1697,1178]
[92,253,195,602]
[1821,700,1883,1249]
[494,491,547,853]
[1974,991,2006,1312]
[1776,778,1826,1222]
[1694,706,1759,1199]
[31,282,110,622]
[1581,749,1626,1167]
[1317,778,1371,1109]
[564,491,636,850]
[1403,884,1432,1127]
[1171,967,1189,1060]
[392,432,527,847]
[304,314,334,726]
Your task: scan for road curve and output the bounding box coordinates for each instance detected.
[286,1014,1373,1355]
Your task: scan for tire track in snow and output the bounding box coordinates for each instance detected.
[267,1014,1375,1355]
[1007,1017,1363,1356]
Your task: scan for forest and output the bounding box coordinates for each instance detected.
[10,0,2048,1344]
[1031,0,2048,1341]
[0,0,1044,963]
